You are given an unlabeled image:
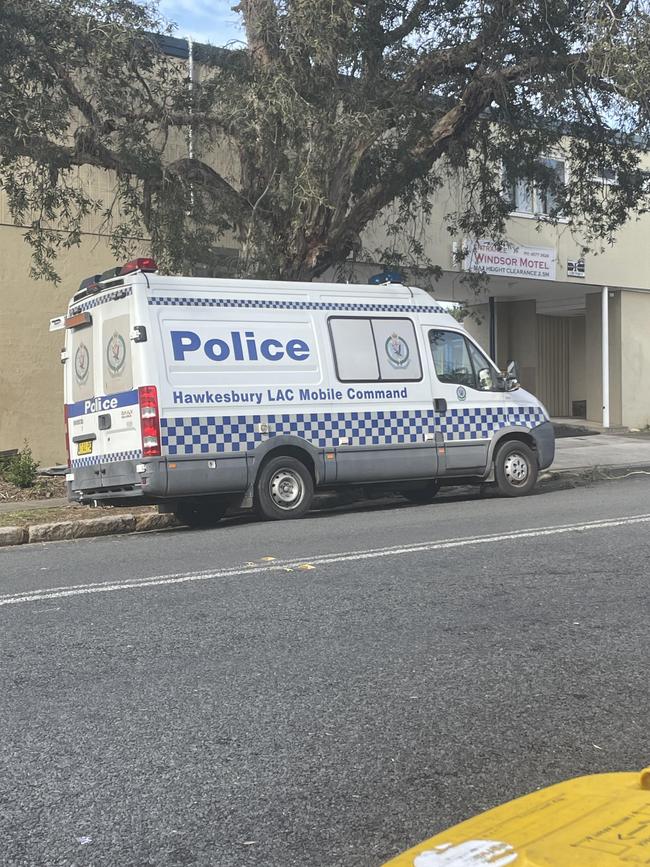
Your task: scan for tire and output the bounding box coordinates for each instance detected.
[401,480,441,504]
[494,441,538,497]
[255,455,314,520]
[174,497,228,528]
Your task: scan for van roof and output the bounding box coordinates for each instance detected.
[146,274,421,298]
[69,272,452,317]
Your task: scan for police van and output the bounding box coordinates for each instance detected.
[51,258,555,525]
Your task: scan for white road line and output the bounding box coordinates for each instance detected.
[5,511,646,599]
[2,512,650,608]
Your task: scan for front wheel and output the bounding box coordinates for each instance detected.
[255,456,314,520]
[494,441,538,497]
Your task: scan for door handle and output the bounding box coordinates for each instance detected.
[98,413,112,431]
[434,398,447,412]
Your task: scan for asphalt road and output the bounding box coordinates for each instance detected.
[2,476,650,866]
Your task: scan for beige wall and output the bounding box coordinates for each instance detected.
[463,304,490,353]
[620,291,650,429]
[568,317,586,412]
[460,302,508,370]
[0,226,149,466]
[463,301,517,372]
[584,291,623,427]
[364,152,650,296]
[609,292,622,428]
[504,301,538,395]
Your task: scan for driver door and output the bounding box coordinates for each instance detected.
[424,327,506,474]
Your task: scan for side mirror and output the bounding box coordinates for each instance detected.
[503,359,520,391]
[506,359,519,379]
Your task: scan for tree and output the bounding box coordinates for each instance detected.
[1,0,650,283]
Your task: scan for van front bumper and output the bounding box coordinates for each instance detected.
[531,421,555,470]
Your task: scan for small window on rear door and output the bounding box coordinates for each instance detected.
[102,314,133,394]
[71,323,94,403]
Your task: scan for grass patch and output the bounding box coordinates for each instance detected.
[0,505,157,528]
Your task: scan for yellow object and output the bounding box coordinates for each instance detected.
[383,769,650,867]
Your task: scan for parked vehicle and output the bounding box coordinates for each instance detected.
[51,259,554,524]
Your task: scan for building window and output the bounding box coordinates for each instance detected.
[590,167,618,186]
[505,157,566,217]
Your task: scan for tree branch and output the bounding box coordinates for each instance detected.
[233,0,281,68]
[166,157,253,221]
[382,0,431,45]
[325,51,592,267]
[399,37,485,94]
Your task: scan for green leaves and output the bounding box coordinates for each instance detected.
[1,0,650,283]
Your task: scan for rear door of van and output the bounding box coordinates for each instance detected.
[66,291,142,489]
[66,312,101,488]
[96,307,142,486]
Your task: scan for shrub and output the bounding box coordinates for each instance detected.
[4,442,40,488]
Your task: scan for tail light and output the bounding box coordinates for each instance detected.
[138,386,161,457]
[63,405,71,467]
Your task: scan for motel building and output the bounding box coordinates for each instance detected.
[364,165,650,434]
[457,225,650,432]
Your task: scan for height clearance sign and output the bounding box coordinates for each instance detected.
[463,239,556,281]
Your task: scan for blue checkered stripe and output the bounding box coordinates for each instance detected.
[148,296,445,314]
[438,405,547,440]
[160,410,437,455]
[69,286,132,315]
[71,448,142,469]
[160,405,546,455]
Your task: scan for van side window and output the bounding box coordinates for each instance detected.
[329,317,422,383]
[329,318,380,381]
[466,340,498,391]
[371,318,422,381]
[71,325,94,403]
[429,330,501,391]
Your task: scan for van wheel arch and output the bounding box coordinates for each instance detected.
[490,430,538,465]
[253,449,316,520]
[253,444,318,486]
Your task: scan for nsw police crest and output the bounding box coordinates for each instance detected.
[385,333,410,368]
[74,342,90,385]
[106,331,126,376]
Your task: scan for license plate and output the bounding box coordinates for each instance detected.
[77,440,93,456]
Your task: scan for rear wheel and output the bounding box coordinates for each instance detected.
[255,455,314,521]
[174,497,229,528]
[494,441,538,497]
[401,480,441,504]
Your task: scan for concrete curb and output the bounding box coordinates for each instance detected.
[1,463,649,548]
[0,526,28,546]
[0,512,181,548]
[539,462,650,484]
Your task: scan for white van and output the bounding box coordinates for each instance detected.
[51,259,554,524]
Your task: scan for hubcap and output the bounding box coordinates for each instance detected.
[269,469,305,510]
[503,452,529,486]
